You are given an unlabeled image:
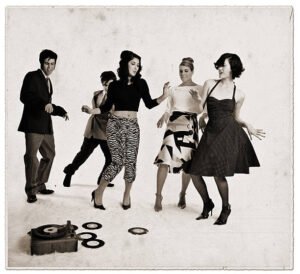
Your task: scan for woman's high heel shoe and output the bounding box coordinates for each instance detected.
[91,190,105,210]
[154,194,163,212]
[122,197,131,210]
[177,192,186,209]
[214,204,231,225]
[196,199,214,220]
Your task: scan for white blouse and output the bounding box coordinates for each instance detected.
[165,85,202,115]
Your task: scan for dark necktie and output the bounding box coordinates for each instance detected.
[46,77,52,95]
[46,77,53,104]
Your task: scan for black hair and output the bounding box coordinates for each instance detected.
[39,49,57,66]
[100,71,117,83]
[214,53,245,79]
[117,50,142,83]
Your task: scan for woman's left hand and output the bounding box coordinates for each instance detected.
[189,88,202,102]
[246,125,266,140]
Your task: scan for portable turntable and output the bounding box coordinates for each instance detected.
[30,220,78,255]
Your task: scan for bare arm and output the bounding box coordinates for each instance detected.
[157,87,172,128]
[200,80,213,110]
[82,89,108,115]
[82,105,100,115]
[189,85,203,113]
[157,113,169,128]
[234,91,265,140]
[156,82,170,104]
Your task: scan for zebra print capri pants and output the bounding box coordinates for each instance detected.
[102,114,140,184]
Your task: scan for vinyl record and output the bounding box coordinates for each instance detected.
[43,226,58,234]
[81,239,105,249]
[82,222,102,230]
[32,224,66,239]
[128,227,149,235]
[76,232,97,241]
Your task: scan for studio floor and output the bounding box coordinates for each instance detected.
[6,166,292,269]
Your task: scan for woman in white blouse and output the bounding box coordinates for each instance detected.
[154,58,203,211]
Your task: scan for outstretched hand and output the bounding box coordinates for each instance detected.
[246,125,266,140]
[64,113,69,121]
[189,88,201,102]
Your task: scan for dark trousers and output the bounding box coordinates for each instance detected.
[24,133,55,195]
[63,137,111,184]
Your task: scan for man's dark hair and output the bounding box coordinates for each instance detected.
[39,49,58,65]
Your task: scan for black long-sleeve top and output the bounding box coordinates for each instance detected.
[100,78,159,113]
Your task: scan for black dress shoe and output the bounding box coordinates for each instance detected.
[63,174,72,187]
[27,195,37,203]
[38,189,54,195]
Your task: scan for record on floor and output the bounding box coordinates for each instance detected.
[128,227,149,235]
[82,222,102,230]
[81,239,105,249]
[76,232,97,241]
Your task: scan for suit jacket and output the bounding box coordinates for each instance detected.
[18,69,67,134]
[84,90,109,140]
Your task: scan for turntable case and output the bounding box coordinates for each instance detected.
[31,229,78,255]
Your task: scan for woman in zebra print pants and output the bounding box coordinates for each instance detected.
[82,50,170,210]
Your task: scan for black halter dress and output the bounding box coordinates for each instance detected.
[187,80,260,177]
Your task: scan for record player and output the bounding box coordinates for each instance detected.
[30,220,78,255]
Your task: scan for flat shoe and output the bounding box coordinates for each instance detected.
[27,195,37,203]
[38,189,54,195]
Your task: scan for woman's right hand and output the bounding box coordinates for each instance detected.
[189,88,202,102]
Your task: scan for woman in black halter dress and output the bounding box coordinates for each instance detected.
[187,53,265,225]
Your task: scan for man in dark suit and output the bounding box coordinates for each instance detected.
[18,49,68,203]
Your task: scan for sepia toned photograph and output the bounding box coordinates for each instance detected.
[5,5,293,269]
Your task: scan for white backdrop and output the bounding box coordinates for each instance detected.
[5,6,293,269]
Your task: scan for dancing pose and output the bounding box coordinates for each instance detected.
[82,50,169,210]
[63,71,117,187]
[188,53,265,225]
[18,49,68,203]
[154,57,203,211]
